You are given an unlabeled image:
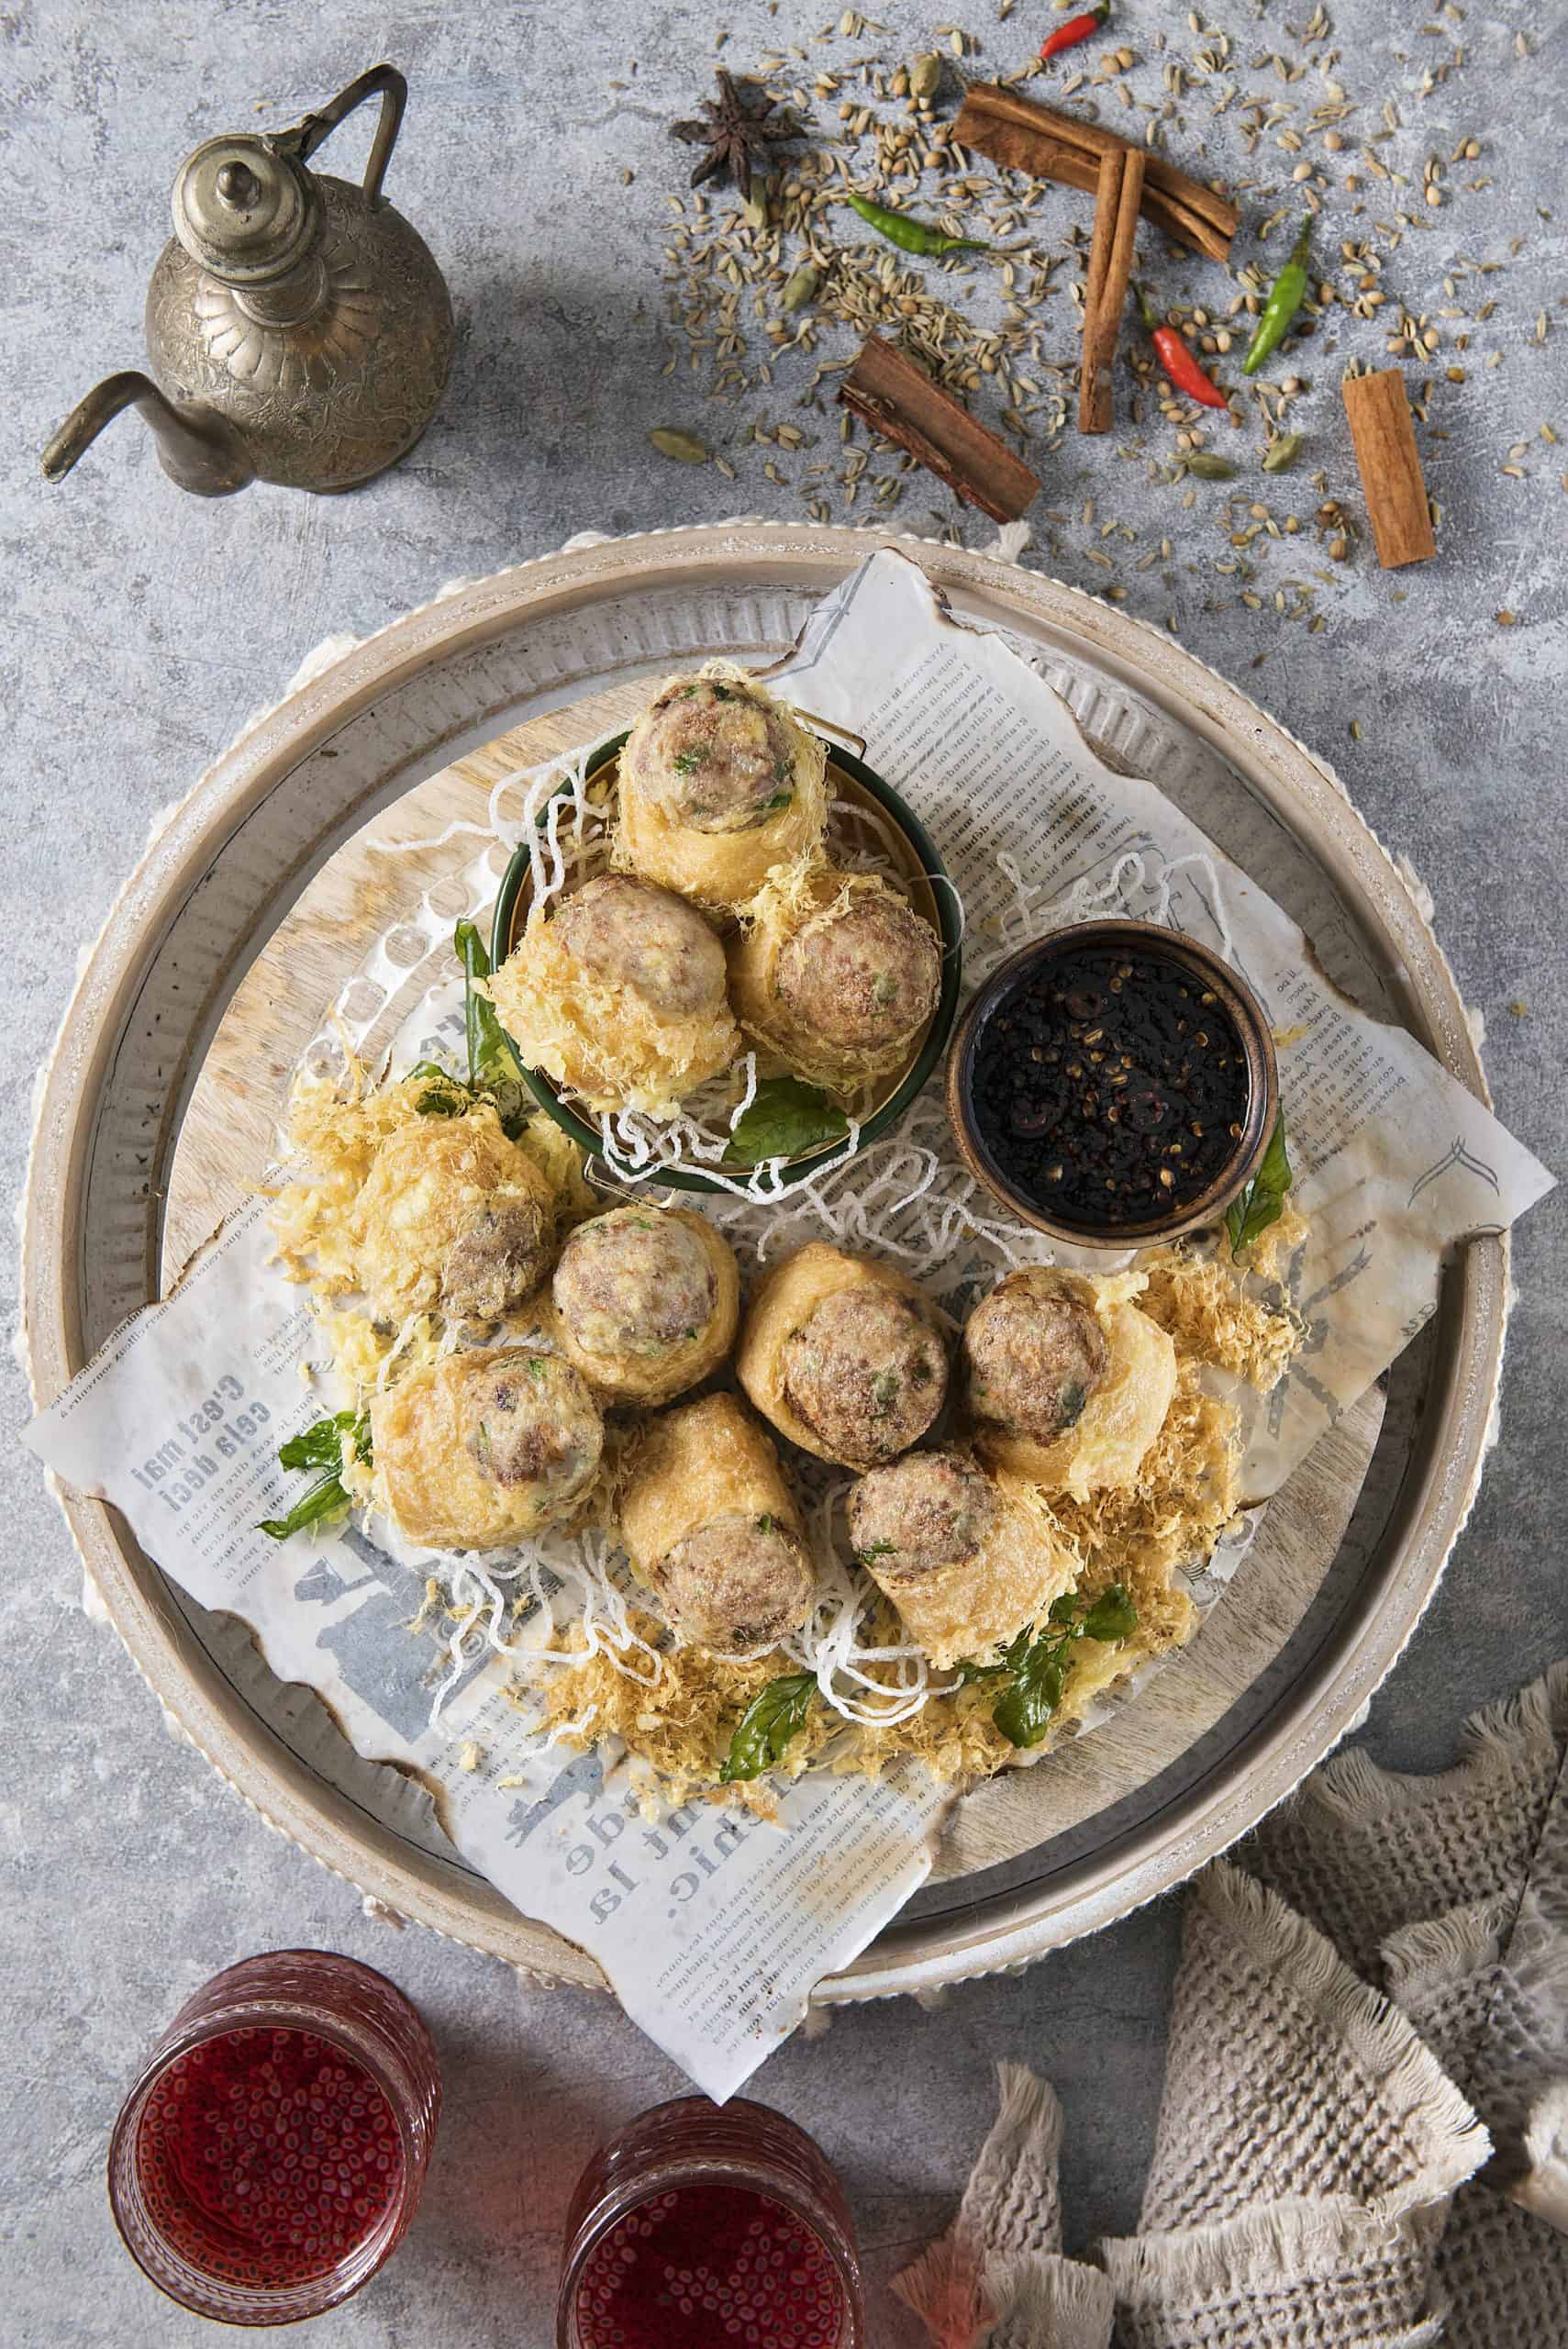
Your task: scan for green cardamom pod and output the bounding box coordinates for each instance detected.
[1262,432,1303,473]
[782,262,820,314]
[909,51,941,101]
[648,428,710,464]
[742,187,770,231]
[1184,452,1239,480]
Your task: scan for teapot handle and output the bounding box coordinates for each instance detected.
[278,63,407,207]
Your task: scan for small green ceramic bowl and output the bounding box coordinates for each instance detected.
[489,730,962,1193]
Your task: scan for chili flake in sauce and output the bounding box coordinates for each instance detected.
[969,942,1251,1230]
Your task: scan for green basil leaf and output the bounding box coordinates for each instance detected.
[959,1620,1043,1685]
[276,1411,365,1474]
[1226,1111,1294,1260]
[718,1672,818,1783]
[453,917,493,985]
[993,1650,1068,1748]
[484,1075,531,1142]
[1081,1584,1139,1642]
[261,1414,370,1539]
[258,1475,353,1542]
[723,1076,850,1168]
[454,919,523,1097]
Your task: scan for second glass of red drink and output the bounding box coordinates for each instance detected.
[558,2097,863,2349]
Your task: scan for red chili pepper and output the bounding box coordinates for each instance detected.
[1137,284,1230,409]
[1040,3,1110,62]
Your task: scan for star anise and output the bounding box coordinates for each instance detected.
[670,70,802,202]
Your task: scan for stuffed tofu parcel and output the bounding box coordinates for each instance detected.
[259,659,1307,1816]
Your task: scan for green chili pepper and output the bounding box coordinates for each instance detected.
[1242,218,1313,377]
[845,189,990,257]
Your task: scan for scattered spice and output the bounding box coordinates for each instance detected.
[845,188,991,256]
[1342,370,1436,568]
[1137,284,1229,409]
[953,83,1237,262]
[1184,452,1238,480]
[1262,432,1303,473]
[1040,3,1110,64]
[840,333,1040,520]
[648,426,711,463]
[670,69,802,200]
[1242,218,1313,377]
[908,50,941,102]
[781,262,820,313]
[1079,146,1145,434]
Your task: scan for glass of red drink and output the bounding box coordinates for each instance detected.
[557,2097,863,2349]
[106,1949,439,2326]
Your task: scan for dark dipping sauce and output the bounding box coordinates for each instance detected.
[969,941,1251,1230]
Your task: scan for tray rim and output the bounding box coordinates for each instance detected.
[21,520,1507,2001]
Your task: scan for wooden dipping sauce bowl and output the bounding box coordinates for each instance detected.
[945,918,1279,1248]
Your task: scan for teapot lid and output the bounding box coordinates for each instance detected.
[172,135,324,283]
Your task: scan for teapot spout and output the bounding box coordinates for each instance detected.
[42,373,254,496]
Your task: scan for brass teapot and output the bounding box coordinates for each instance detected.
[43,65,454,496]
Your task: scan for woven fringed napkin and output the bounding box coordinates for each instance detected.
[1095,1862,1487,2347]
[1382,1897,1568,2347]
[893,2063,1115,2349]
[897,1662,1567,2349]
[1471,1719,1568,2224]
[1244,1663,1568,1983]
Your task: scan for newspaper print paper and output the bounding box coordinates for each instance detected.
[26,548,1552,2098]
[767,551,1552,1497]
[24,1193,940,2099]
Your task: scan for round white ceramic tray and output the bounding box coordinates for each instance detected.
[22,523,1505,2001]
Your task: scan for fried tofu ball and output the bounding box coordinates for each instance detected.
[648,1511,817,1656]
[488,873,739,1120]
[963,1268,1177,1500]
[963,1268,1109,1447]
[625,675,809,834]
[736,1241,950,1472]
[777,889,940,1056]
[373,1349,603,1552]
[728,869,942,1097]
[846,1448,997,1582]
[783,1289,947,1469]
[552,874,727,1018]
[618,1394,817,1657]
[550,1206,740,1406]
[349,1112,555,1326]
[843,1447,1079,1670]
[614,669,828,912]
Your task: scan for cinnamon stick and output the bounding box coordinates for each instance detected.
[839,334,1040,523]
[1342,369,1436,568]
[954,83,1237,263]
[1079,146,1145,434]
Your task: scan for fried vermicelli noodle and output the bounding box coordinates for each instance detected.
[263,668,1306,1806]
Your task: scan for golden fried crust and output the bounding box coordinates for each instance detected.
[350,1115,557,1325]
[373,1349,603,1552]
[969,1288,1177,1500]
[727,867,940,1098]
[612,670,828,914]
[851,1456,1081,1671]
[550,1208,741,1406]
[734,1241,949,1468]
[618,1393,804,1572]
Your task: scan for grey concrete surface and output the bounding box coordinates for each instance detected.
[2,2,1565,2341]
